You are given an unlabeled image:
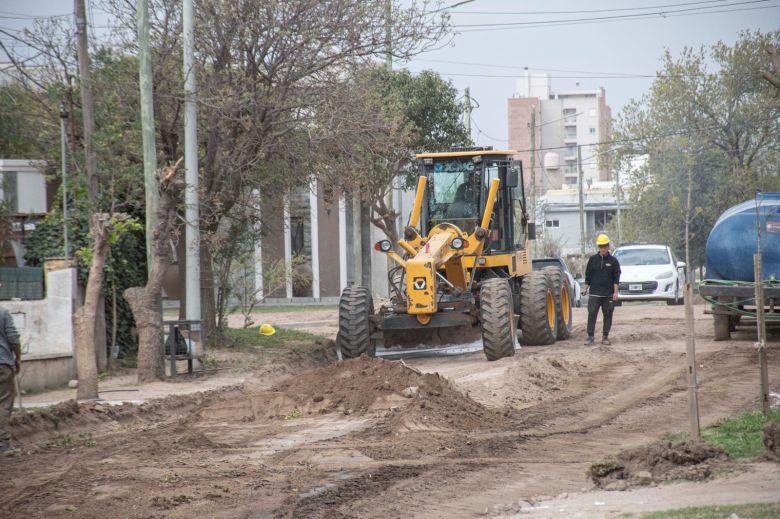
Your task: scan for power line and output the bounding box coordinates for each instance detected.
[450,0,732,15]
[410,58,707,78]
[456,3,778,32]
[452,0,769,28]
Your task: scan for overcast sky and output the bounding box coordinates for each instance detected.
[401,0,779,148]
[2,0,778,150]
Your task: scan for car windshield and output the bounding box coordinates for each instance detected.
[613,248,670,266]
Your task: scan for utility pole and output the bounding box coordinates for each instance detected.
[183,0,202,346]
[615,164,621,244]
[529,107,536,232]
[464,86,472,139]
[578,144,586,258]
[137,0,158,273]
[59,102,69,262]
[385,0,392,68]
[74,0,98,210]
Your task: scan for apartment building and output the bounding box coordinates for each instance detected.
[507,72,612,192]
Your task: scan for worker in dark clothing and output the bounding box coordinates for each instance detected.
[583,234,621,346]
[0,304,21,454]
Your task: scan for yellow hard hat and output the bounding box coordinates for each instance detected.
[259,323,276,336]
[596,233,610,246]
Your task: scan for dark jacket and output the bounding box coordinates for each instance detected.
[0,307,20,367]
[585,252,621,297]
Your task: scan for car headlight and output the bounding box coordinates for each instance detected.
[655,270,674,279]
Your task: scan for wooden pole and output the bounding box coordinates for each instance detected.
[753,253,770,416]
[684,282,701,440]
[137,0,159,273]
[74,0,98,209]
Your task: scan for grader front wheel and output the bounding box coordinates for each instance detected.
[479,278,517,361]
[519,270,558,345]
[337,285,375,358]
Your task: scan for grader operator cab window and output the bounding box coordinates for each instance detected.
[428,159,479,234]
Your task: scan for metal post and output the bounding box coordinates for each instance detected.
[183,0,201,349]
[529,107,536,237]
[169,323,176,379]
[338,193,348,293]
[283,194,293,299]
[615,165,621,244]
[309,181,321,300]
[578,144,586,257]
[59,102,69,261]
[137,0,159,272]
[754,253,770,416]
[684,282,701,439]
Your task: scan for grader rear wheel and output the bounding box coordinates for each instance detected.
[520,270,558,345]
[542,266,573,340]
[337,285,375,358]
[479,278,517,361]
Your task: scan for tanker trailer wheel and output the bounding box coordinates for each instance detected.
[337,285,376,358]
[542,266,573,340]
[479,278,517,361]
[519,270,558,345]
[713,313,731,341]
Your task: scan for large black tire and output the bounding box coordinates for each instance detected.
[519,270,558,345]
[479,278,517,361]
[542,266,573,340]
[713,313,731,341]
[337,285,375,358]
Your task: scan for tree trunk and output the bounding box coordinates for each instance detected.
[200,243,216,346]
[125,158,184,383]
[95,292,107,372]
[125,277,163,382]
[73,214,111,400]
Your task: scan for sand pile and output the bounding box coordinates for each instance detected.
[590,440,729,489]
[255,356,506,433]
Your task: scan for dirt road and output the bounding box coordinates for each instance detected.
[2,303,779,518]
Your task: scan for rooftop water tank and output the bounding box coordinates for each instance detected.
[543,152,560,170]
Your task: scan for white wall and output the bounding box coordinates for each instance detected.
[2,267,76,359]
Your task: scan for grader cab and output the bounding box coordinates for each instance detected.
[337,147,573,361]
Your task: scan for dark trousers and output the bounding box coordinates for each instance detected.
[587,296,614,338]
[0,365,14,447]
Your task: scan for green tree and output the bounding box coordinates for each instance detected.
[318,66,471,243]
[614,29,780,268]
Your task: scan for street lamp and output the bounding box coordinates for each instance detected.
[59,101,69,262]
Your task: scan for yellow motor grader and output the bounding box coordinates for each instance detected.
[337,147,573,361]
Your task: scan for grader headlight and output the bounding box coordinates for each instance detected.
[451,237,465,250]
[374,240,392,253]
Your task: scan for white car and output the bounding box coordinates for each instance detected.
[612,244,686,305]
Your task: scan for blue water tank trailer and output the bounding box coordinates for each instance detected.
[700,193,780,341]
[705,193,780,282]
